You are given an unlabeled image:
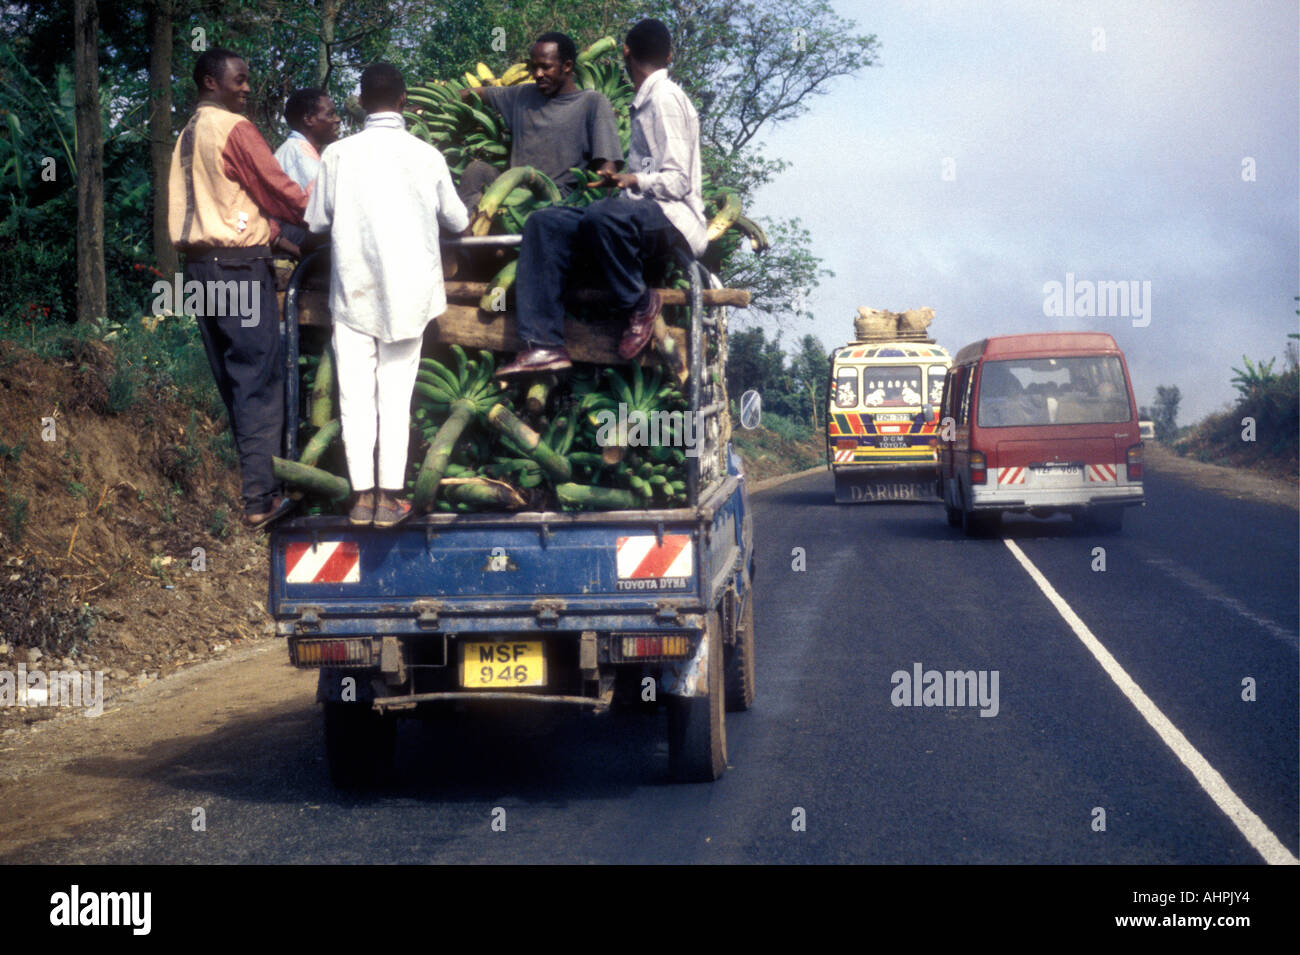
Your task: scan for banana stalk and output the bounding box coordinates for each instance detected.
[273,457,350,500]
[471,166,561,235]
[525,374,557,414]
[413,398,476,509]
[480,259,517,310]
[557,483,641,510]
[298,419,340,468]
[439,477,527,508]
[577,37,618,63]
[706,192,742,242]
[485,404,571,481]
[310,344,335,427]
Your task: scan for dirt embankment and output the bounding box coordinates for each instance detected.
[1146,443,1297,510]
[0,340,270,732]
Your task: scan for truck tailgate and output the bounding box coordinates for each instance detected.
[269,476,749,636]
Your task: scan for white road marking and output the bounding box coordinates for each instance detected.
[1003,538,1299,866]
[1143,556,1297,648]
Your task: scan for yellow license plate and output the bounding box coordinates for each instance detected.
[460,641,546,688]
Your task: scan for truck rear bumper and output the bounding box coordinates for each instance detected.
[372,688,615,712]
[969,486,1144,510]
[832,462,940,503]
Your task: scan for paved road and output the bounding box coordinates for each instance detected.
[2,460,1295,864]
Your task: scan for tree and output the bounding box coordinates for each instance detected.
[1151,385,1180,442]
[788,333,830,427]
[73,0,106,324]
[148,0,177,277]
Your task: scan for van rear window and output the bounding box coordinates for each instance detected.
[977,356,1131,427]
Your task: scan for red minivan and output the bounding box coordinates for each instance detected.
[937,332,1144,535]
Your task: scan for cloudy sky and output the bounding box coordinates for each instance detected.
[745,0,1298,423]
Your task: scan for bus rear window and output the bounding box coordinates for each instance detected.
[834,368,859,408]
[977,356,1131,427]
[927,365,947,405]
[863,366,923,407]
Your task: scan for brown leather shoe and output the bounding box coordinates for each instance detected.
[494,346,573,378]
[618,289,661,360]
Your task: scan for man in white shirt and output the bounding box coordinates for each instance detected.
[496,19,706,378]
[306,63,469,525]
[271,88,339,256]
[274,88,340,191]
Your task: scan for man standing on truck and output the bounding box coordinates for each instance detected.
[305,63,469,526]
[458,32,622,207]
[495,19,707,377]
[274,88,341,191]
[270,88,341,255]
[169,47,310,529]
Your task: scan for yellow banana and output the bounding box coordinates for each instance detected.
[501,62,530,85]
[463,71,482,88]
[476,62,496,83]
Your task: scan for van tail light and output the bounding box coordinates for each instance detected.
[969,451,987,485]
[1126,444,1143,481]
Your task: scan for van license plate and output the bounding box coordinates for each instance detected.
[461,641,545,688]
[1031,464,1081,482]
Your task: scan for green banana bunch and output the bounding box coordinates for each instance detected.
[414,346,506,417]
[404,79,511,177]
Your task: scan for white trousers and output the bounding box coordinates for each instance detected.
[331,321,422,492]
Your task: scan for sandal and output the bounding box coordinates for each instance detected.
[244,496,294,531]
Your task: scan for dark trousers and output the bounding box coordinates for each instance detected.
[515,196,680,348]
[186,255,284,515]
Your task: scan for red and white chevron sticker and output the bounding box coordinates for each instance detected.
[285,540,360,584]
[1087,463,1117,483]
[616,534,693,579]
[834,448,855,463]
[999,466,1026,485]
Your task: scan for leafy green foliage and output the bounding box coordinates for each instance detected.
[1230,355,1279,398]
[725,325,828,425]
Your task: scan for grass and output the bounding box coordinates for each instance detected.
[208,505,230,539]
[1,308,222,418]
[0,440,25,464]
[3,487,29,543]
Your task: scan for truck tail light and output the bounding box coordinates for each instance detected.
[612,633,692,662]
[1126,444,1143,481]
[292,638,372,667]
[969,451,987,485]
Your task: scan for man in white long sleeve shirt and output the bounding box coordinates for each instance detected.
[496,19,706,378]
[306,63,469,525]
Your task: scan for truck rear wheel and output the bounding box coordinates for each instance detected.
[724,593,755,712]
[669,613,727,782]
[323,701,396,789]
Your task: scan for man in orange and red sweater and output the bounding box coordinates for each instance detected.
[169,47,309,528]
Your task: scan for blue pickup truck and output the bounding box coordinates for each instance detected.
[269,251,756,786]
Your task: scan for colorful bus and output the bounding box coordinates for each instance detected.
[826,341,952,502]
